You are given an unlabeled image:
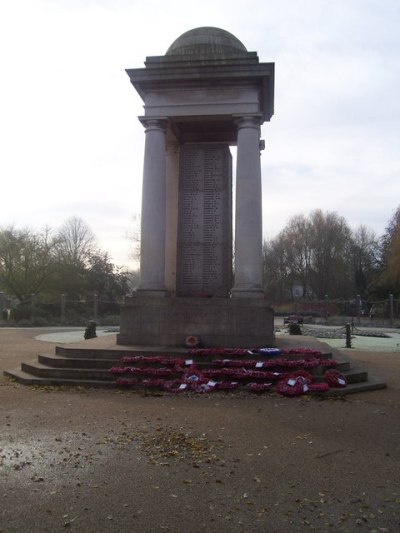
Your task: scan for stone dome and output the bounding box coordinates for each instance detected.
[166,27,248,59]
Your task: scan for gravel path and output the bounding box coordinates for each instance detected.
[0,328,399,532]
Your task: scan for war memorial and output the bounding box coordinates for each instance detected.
[118,27,275,348]
[4,28,386,397]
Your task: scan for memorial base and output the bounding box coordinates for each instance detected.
[117,295,274,348]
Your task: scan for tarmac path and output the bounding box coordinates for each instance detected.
[0,328,399,532]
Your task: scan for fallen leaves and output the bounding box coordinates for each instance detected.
[137,428,224,466]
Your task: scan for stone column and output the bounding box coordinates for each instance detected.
[164,140,180,293]
[232,115,264,298]
[137,118,168,294]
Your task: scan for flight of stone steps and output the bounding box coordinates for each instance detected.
[4,341,387,396]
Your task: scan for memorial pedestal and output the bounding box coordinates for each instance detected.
[118,295,274,348]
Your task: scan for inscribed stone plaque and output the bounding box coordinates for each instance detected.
[176,144,232,296]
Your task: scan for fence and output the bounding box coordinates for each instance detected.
[0,292,123,325]
[270,293,400,326]
[1,291,400,326]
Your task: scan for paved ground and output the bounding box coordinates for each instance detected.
[0,328,399,532]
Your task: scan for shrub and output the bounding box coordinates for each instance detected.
[17,319,33,327]
[98,315,120,326]
[288,323,302,335]
[31,317,49,327]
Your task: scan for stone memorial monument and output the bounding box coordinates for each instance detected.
[118,27,275,347]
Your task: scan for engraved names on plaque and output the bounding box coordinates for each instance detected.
[177,144,232,296]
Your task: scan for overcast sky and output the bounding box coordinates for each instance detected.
[0,0,399,268]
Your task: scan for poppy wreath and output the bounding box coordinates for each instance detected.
[183,366,209,387]
[279,359,305,368]
[258,348,282,356]
[185,336,200,348]
[203,368,237,378]
[262,371,291,380]
[115,378,138,386]
[276,370,313,396]
[302,358,321,369]
[194,381,218,393]
[120,355,186,367]
[319,359,338,367]
[215,381,240,390]
[202,368,227,378]
[307,382,330,393]
[163,357,186,367]
[122,367,174,377]
[260,358,284,368]
[203,368,289,380]
[325,369,347,388]
[212,359,258,368]
[110,366,128,374]
[276,378,307,396]
[188,348,254,356]
[121,355,164,364]
[288,369,313,384]
[211,358,298,370]
[282,348,322,357]
[163,379,187,392]
[142,378,167,389]
[242,369,287,380]
[246,382,273,392]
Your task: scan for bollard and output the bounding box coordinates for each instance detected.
[324,294,329,322]
[93,292,98,320]
[389,293,394,327]
[61,294,66,321]
[84,320,97,340]
[356,294,361,326]
[345,323,352,349]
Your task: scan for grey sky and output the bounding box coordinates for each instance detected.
[0,0,399,267]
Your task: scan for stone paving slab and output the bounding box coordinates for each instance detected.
[0,328,399,532]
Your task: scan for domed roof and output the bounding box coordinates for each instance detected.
[166,27,248,59]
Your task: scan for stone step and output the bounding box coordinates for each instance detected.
[313,367,367,384]
[21,361,115,381]
[55,345,336,362]
[38,354,120,369]
[4,367,387,396]
[17,359,364,386]
[55,346,187,359]
[3,337,386,397]
[343,366,368,384]
[322,375,387,396]
[39,352,349,372]
[4,368,117,388]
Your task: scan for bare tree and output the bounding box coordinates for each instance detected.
[0,226,56,301]
[308,210,353,299]
[125,213,141,265]
[378,206,400,293]
[263,237,291,300]
[282,214,314,299]
[263,210,355,300]
[350,225,380,296]
[54,216,96,267]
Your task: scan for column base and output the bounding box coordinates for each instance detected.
[118,296,274,347]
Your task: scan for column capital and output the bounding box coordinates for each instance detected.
[233,114,263,130]
[138,116,168,132]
